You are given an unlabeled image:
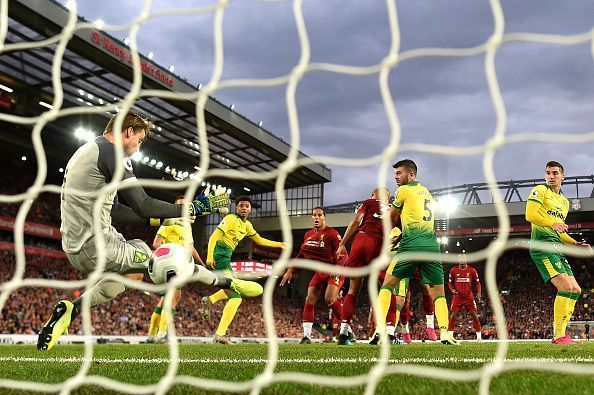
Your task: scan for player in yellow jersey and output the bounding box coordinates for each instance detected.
[525,161,590,345]
[375,159,459,345]
[202,196,287,344]
[146,197,205,343]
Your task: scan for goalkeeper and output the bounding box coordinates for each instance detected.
[201,196,287,344]
[37,110,261,351]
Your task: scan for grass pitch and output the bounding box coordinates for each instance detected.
[0,341,593,394]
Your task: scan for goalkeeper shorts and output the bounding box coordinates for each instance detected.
[66,231,152,275]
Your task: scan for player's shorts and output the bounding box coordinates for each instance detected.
[309,272,345,289]
[66,231,151,275]
[345,232,383,268]
[394,278,410,297]
[387,241,443,285]
[530,250,574,283]
[450,294,478,312]
[213,242,234,272]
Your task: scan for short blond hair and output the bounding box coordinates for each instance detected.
[103,110,153,140]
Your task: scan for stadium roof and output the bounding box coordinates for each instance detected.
[0,0,331,195]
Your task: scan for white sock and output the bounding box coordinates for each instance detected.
[403,323,410,334]
[340,322,349,336]
[386,325,395,336]
[448,330,454,337]
[476,332,482,340]
[426,315,434,329]
[192,265,219,286]
[303,322,313,338]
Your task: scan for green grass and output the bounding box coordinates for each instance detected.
[0,341,593,394]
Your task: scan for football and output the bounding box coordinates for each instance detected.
[148,243,195,284]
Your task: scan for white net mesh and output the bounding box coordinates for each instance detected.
[0,0,593,394]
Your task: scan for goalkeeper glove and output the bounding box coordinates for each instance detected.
[188,188,231,215]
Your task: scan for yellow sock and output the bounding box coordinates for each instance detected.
[563,293,579,335]
[148,307,161,337]
[394,305,402,328]
[209,289,229,305]
[376,287,393,333]
[158,308,174,336]
[554,291,575,339]
[215,297,242,336]
[433,296,449,333]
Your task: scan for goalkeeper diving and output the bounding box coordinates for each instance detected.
[37,110,262,351]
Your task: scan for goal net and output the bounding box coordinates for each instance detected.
[0,0,593,394]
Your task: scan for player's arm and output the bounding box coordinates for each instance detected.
[206,228,224,269]
[525,190,567,233]
[110,195,146,225]
[448,269,457,294]
[337,211,364,259]
[250,233,286,249]
[281,240,305,287]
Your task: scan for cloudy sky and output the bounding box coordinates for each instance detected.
[63,0,594,205]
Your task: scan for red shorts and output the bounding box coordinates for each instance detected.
[451,295,478,312]
[309,272,345,289]
[345,233,383,268]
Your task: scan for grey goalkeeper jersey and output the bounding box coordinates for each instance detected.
[60,136,182,254]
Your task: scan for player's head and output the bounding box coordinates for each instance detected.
[103,110,154,156]
[393,159,417,186]
[371,187,391,202]
[311,207,326,230]
[235,196,252,219]
[458,254,467,269]
[545,160,565,189]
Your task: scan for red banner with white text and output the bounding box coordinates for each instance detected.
[0,217,61,240]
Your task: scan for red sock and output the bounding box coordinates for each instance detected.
[472,316,482,332]
[302,303,314,323]
[329,300,342,322]
[448,312,458,331]
[399,302,409,325]
[386,294,397,326]
[341,293,356,323]
[422,292,434,315]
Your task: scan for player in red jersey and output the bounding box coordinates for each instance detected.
[280,207,347,344]
[336,187,391,345]
[448,254,482,340]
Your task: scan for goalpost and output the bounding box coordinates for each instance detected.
[0,0,594,394]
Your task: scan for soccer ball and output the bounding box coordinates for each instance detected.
[148,243,195,284]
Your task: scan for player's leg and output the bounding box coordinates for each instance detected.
[421,283,437,340]
[400,290,412,344]
[325,276,343,318]
[533,251,578,344]
[448,295,461,337]
[38,237,151,351]
[156,289,182,343]
[214,289,240,344]
[148,296,164,343]
[421,262,459,345]
[202,289,229,321]
[338,277,363,345]
[385,293,398,339]
[302,281,323,343]
[469,307,482,341]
